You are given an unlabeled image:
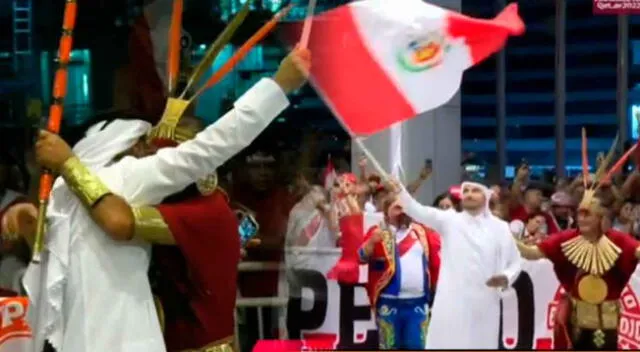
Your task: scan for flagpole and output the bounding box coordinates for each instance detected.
[300,0,317,49]
[298,18,391,182]
[353,137,391,181]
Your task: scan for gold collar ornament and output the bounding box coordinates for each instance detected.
[571,128,640,305]
[561,235,621,276]
[146,0,291,143]
[562,235,621,305]
[147,0,253,142]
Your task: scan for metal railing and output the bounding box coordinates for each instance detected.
[235,261,288,351]
[235,247,344,350]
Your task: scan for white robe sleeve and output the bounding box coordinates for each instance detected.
[117,78,288,205]
[497,220,522,288]
[398,188,451,233]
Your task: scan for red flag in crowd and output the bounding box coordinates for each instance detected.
[323,156,337,190]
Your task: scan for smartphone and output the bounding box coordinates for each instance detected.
[236,210,259,246]
[425,158,433,169]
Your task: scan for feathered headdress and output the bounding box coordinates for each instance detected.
[147,0,293,146]
[578,128,637,214]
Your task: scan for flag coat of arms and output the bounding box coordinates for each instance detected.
[286,0,525,135]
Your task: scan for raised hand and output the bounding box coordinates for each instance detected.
[35,130,74,172]
[515,164,529,181]
[273,45,311,94]
[358,155,367,169]
[420,164,432,180]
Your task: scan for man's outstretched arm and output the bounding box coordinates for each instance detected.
[35,49,309,242]
[119,48,309,206]
[395,185,449,234]
[515,240,545,260]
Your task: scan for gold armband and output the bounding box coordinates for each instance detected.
[61,156,112,209]
[516,240,545,260]
[132,206,175,245]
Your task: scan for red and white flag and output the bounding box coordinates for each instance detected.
[323,157,337,190]
[286,0,524,136]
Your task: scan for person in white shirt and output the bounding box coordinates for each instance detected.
[392,180,522,349]
[284,185,336,338]
[1,47,310,352]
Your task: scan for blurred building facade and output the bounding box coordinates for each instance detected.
[462,0,631,180]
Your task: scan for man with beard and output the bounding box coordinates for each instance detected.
[357,193,441,350]
[393,181,521,349]
[1,46,310,352]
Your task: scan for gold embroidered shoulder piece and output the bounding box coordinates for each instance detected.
[561,235,622,276]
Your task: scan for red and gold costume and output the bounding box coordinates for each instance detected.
[124,3,258,350]
[356,215,440,350]
[145,186,240,352]
[358,220,441,308]
[136,108,240,351]
[537,228,637,349]
[518,129,640,350]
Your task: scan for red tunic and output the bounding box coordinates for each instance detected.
[538,229,638,300]
[537,229,639,349]
[356,216,441,307]
[154,190,240,351]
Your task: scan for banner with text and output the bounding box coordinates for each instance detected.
[0,296,32,352]
[286,249,640,350]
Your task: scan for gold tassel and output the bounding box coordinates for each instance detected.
[148,98,191,140]
[592,133,619,185]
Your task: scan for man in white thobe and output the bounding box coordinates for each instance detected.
[394,181,521,349]
[1,48,310,352]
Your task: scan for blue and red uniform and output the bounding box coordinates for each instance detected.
[329,213,441,349]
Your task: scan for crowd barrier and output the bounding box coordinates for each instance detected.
[4,253,640,351]
[282,247,640,350]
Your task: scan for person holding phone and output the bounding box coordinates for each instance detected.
[405,159,432,195]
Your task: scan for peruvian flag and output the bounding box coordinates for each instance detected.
[322,156,337,190]
[287,0,524,136]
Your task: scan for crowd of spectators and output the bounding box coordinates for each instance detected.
[3,127,640,351]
